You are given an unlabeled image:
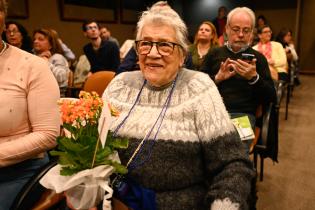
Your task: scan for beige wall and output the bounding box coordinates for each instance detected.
[7,0,136,58]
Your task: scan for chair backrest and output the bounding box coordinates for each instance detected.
[10,159,65,210]
[68,70,74,87]
[253,103,279,161]
[83,71,115,96]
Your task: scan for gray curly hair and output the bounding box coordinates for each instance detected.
[136,3,189,55]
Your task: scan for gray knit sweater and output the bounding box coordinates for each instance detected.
[103,68,255,210]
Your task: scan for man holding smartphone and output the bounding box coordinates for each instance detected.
[201,7,276,152]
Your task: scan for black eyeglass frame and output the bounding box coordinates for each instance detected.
[135,40,183,56]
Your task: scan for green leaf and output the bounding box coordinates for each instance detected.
[106,134,129,149]
[112,162,128,174]
[59,138,88,152]
[62,123,78,135]
[60,167,81,176]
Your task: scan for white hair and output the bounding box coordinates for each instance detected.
[136,5,188,54]
[227,7,256,29]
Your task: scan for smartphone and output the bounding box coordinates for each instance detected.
[241,53,255,62]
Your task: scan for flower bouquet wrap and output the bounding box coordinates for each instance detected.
[40,91,128,210]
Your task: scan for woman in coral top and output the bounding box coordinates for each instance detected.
[0,1,60,209]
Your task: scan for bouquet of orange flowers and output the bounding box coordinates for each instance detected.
[40,91,128,209]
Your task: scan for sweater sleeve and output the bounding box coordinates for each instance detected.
[0,58,60,167]
[193,76,255,210]
[49,54,69,88]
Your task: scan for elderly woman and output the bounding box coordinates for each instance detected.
[189,21,219,71]
[33,28,70,96]
[0,1,60,209]
[102,4,255,210]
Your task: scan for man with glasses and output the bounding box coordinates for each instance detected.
[82,20,120,75]
[201,7,276,152]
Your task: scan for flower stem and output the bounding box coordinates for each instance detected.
[91,136,100,168]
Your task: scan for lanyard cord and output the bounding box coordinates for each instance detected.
[112,75,178,171]
[112,79,147,137]
[129,76,177,170]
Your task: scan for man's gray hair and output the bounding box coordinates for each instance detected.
[227,7,256,29]
[136,4,189,54]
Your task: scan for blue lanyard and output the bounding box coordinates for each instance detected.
[113,75,178,170]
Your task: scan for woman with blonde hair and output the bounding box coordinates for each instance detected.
[189,21,219,71]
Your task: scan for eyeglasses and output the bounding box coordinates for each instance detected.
[229,26,252,36]
[135,40,182,56]
[5,30,20,35]
[262,30,272,34]
[85,25,98,31]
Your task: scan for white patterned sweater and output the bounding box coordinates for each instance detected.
[103,68,255,210]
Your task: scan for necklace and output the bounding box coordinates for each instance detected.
[0,41,7,56]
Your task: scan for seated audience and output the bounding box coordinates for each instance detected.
[0,1,60,209]
[276,27,300,84]
[189,21,219,71]
[253,25,288,81]
[201,7,276,150]
[2,20,32,52]
[100,3,255,210]
[99,25,119,47]
[82,20,120,74]
[33,28,70,96]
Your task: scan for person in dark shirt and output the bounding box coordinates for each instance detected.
[202,7,276,150]
[82,20,120,74]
